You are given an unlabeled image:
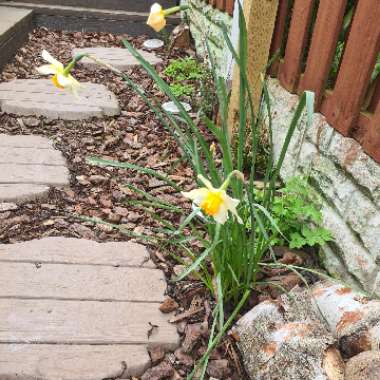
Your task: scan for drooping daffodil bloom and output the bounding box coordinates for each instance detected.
[37,50,80,96]
[147,3,166,32]
[147,3,188,33]
[182,171,244,225]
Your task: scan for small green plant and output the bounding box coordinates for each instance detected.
[164,57,205,81]
[169,82,195,97]
[163,57,206,99]
[254,177,333,249]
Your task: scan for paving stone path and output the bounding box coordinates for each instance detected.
[0,134,69,203]
[72,47,163,71]
[0,79,120,120]
[0,237,179,378]
[0,52,177,378]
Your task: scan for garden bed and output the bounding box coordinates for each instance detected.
[0,27,334,379]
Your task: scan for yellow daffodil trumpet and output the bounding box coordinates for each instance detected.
[147,3,188,33]
[36,50,86,96]
[182,171,244,225]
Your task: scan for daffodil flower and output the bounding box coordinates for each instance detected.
[147,3,188,33]
[182,172,243,225]
[37,50,80,96]
[147,3,166,32]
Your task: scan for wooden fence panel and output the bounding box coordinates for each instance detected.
[225,0,234,15]
[268,0,289,76]
[208,0,234,14]
[278,0,315,93]
[321,0,380,136]
[362,99,380,162]
[369,77,380,113]
[216,0,225,10]
[298,0,347,110]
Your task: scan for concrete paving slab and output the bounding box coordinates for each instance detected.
[0,262,166,302]
[0,237,179,378]
[0,79,120,120]
[0,134,69,203]
[0,344,151,378]
[72,46,162,70]
[0,237,155,267]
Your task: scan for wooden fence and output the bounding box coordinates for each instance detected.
[207,0,380,163]
[270,0,380,163]
[207,0,235,15]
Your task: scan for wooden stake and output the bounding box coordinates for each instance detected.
[227,0,279,138]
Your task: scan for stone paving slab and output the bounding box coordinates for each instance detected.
[0,183,50,203]
[0,147,64,165]
[72,46,163,70]
[0,133,53,148]
[0,238,179,378]
[0,236,155,267]
[0,299,178,346]
[0,262,166,302]
[0,344,150,379]
[0,134,69,203]
[0,163,68,185]
[0,79,120,120]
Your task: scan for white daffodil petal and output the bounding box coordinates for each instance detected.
[151,3,163,12]
[41,50,64,70]
[213,203,229,224]
[182,188,209,205]
[56,73,72,87]
[223,193,242,224]
[147,3,166,32]
[37,64,57,75]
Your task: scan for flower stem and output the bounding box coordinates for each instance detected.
[163,5,188,16]
[62,53,88,76]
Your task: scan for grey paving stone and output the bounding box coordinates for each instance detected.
[72,46,163,71]
[0,184,50,203]
[0,134,69,203]
[0,344,150,379]
[0,262,166,302]
[0,298,179,347]
[0,237,180,378]
[0,236,155,267]
[0,79,120,120]
[0,133,53,148]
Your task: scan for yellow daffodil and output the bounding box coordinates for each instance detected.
[182,173,243,225]
[146,3,188,33]
[37,50,80,96]
[147,3,166,32]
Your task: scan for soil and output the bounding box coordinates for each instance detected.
[0,28,317,379]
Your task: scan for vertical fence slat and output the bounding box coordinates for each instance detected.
[298,0,347,110]
[362,99,380,163]
[268,0,288,77]
[321,0,380,136]
[278,0,315,93]
[225,0,234,15]
[216,0,225,11]
[369,77,380,113]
